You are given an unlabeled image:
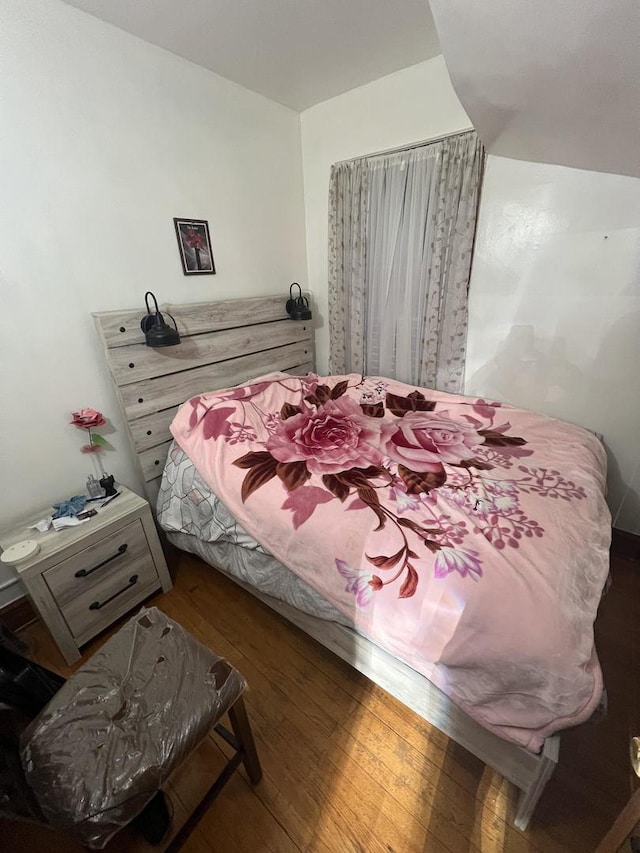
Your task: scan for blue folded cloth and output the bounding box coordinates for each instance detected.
[52,495,87,519]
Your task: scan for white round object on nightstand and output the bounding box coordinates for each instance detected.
[1,540,40,565]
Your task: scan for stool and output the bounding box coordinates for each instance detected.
[19,607,262,849]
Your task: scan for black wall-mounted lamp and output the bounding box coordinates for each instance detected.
[286,282,312,321]
[140,291,181,347]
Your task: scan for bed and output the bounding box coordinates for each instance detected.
[94,295,611,831]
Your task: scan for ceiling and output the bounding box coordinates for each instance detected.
[61,0,441,111]
[430,0,640,178]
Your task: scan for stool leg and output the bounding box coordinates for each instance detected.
[228,695,262,785]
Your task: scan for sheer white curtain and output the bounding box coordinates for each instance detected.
[328,131,484,392]
[365,147,440,384]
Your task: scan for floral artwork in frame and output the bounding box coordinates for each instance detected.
[173,218,216,275]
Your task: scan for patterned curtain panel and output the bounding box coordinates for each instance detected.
[327,160,369,374]
[327,130,484,392]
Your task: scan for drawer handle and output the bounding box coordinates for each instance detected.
[89,575,138,611]
[75,544,128,578]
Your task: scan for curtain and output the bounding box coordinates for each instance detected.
[328,130,484,392]
[327,160,368,374]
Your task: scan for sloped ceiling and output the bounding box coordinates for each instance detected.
[60,0,440,111]
[429,0,640,178]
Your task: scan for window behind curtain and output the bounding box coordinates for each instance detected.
[328,130,484,393]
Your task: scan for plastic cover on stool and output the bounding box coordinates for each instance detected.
[20,606,246,848]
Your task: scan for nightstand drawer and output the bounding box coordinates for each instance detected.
[44,519,149,600]
[43,519,159,638]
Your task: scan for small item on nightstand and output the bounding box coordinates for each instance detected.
[86,474,105,499]
[76,509,98,520]
[99,473,117,497]
[52,496,87,519]
[100,491,121,509]
[1,540,40,565]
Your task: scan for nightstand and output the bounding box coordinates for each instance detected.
[0,486,172,664]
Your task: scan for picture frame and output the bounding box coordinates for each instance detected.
[173,218,216,276]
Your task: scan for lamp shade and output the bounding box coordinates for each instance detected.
[140,292,181,347]
[285,283,312,321]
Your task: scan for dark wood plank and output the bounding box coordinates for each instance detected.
[611,527,640,563]
[0,594,36,632]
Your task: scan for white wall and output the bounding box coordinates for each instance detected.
[465,156,640,533]
[300,56,472,371]
[300,55,640,534]
[430,0,640,179]
[0,0,307,604]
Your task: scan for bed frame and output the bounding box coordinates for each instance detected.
[93,294,559,832]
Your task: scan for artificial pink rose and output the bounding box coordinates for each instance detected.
[70,408,106,429]
[383,410,484,472]
[266,397,392,475]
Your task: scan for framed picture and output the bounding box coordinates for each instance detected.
[173,218,216,275]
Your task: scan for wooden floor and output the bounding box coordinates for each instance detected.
[3,548,639,853]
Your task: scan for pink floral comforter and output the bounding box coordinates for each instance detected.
[170,372,611,750]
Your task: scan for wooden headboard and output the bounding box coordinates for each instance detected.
[93,295,315,498]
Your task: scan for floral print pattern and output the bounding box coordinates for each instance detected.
[169,372,611,751]
[266,395,393,475]
[185,374,587,605]
[383,410,485,471]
